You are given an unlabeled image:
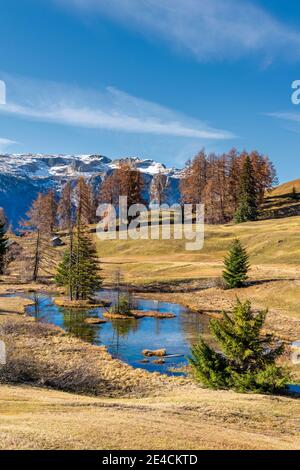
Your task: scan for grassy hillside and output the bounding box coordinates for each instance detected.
[261,179,300,219]
[94,215,300,326]
[7,213,300,322]
[270,178,300,197]
[0,384,299,450]
[95,216,300,282]
[1,212,299,451]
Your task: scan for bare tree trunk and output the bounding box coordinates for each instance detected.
[68,224,74,301]
[32,229,40,281]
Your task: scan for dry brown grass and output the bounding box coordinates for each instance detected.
[0,215,299,450]
[0,308,299,450]
[270,178,300,197]
[0,384,299,450]
[138,283,300,341]
[53,298,106,308]
[0,296,34,315]
[92,216,300,326]
[0,314,183,398]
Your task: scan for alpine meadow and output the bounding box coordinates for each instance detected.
[0,0,299,457]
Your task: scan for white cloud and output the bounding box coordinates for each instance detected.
[267,112,300,123]
[265,111,300,135]
[54,0,300,62]
[0,137,17,152]
[0,76,234,140]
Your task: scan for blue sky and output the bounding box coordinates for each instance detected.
[1,0,300,182]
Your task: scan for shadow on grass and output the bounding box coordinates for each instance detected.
[129,278,219,293]
[245,278,300,287]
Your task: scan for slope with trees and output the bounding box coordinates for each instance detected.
[180,148,277,224]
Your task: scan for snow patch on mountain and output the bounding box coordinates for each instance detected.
[0,153,183,226]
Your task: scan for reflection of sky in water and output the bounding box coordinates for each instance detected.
[12,291,211,376]
[288,384,300,394]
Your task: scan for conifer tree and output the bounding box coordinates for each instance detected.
[44,189,58,233]
[235,155,258,222]
[99,161,144,227]
[99,171,121,206]
[22,193,58,281]
[56,178,102,301]
[55,250,73,291]
[151,171,167,206]
[112,161,144,210]
[0,207,8,227]
[222,239,249,289]
[126,163,145,208]
[0,221,8,274]
[189,299,290,393]
[57,182,76,299]
[291,186,298,200]
[55,229,101,300]
[179,149,276,224]
[75,177,96,225]
[58,182,74,230]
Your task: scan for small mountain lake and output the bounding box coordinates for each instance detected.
[10,291,211,375]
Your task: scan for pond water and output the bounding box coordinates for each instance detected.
[287,384,300,395]
[13,291,211,376]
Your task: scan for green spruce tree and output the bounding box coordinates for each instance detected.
[223,239,249,289]
[55,229,102,300]
[56,177,102,301]
[55,250,73,292]
[189,299,290,393]
[0,222,8,274]
[235,155,258,223]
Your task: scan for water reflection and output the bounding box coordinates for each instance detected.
[110,318,139,357]
[59,308,100,344]
[9,291,210,375]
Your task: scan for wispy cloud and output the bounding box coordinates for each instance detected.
[0,137,17,152]
[267,112,300,124]
[54,0,300,62]
[0,76,234,140]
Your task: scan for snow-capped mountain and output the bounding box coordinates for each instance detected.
[0,154,182,226]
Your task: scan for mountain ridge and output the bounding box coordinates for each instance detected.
[0,153,182,226]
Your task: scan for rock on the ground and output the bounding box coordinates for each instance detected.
[143,349,167,357]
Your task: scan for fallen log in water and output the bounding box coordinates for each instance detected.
[163,354,184,359]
